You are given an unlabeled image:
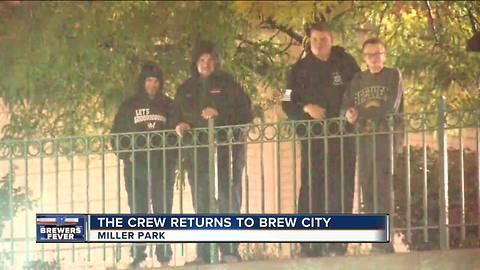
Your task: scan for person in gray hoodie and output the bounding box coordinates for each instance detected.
[343,37,404,253]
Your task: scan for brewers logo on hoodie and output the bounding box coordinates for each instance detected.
[110,63,178,161]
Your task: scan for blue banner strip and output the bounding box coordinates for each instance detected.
[88,214,388,230]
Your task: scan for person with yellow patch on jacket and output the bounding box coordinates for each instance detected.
[174,41,253,265]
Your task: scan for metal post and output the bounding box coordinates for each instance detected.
[208,118,217,213]
[437,95,450,250]
[207,118,217,264]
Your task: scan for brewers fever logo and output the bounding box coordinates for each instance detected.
[36,214,86,243]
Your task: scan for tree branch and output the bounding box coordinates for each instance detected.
[260,17,304,45]
[377,2,390,36]
[468,8,478,32]
[278,37,294,55]
[424,1,440,49]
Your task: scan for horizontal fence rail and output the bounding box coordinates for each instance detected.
[0,109,479,268]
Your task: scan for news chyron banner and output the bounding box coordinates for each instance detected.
[36,214,389,243]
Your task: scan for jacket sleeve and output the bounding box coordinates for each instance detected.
[281,65,310,120]
[110,101,132,161]
[339,52,361,117]
[377,69,403,118]
[340,71,361,116]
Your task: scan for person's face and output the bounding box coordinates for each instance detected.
[144,77,159,97]
[363,43,386,73]
[197,53,215,78]
[310,30,333,60]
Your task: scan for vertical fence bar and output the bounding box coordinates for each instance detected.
[259,125,266,253]
[178,133,184,215]
[229,128,234,214]
[70,138,76,262]
[373,122,378,213]
[162,131,167,213]
[323,120,329,213]
[260,130,265,214]
[405,117,412,243]
[228,127,234,255]
[437,96,450,250]
[55,141,60,262]
[147,133,153,261]
[24,141,30,263]
[115,134,122,262]
[422,120,429,242]
[292,122,297,212]
[101,136,107,261]
[208,120,216,213]
[227,128,234,255]
[355,122,361,213]
[388,116,396,240]
[477,116,480,241]
[291,122,297,258]
[193,129,198,214]
[40,141,45,261]
[86,137,91,261]
[177,130,185,264]
[208,119,217,264]
[8,143,14,268]
[245,126,250,214]
[323,120,330,252]
[162,131,168,262]
[131,133,136,213]
[8,144,15,266]
[131,133,137,259]
[147,133,152,214]
[307,121,312,214]
[276,123,282,255]
[276,123,281,214]
[176,133,184,256]
[307,121,313,252]
[459,122,466,242]
[340,120,345,213]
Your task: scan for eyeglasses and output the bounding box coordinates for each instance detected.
[363,52,385,58]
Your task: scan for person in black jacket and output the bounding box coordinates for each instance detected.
[174,41,253,264]
[110,63,177,268]
[281,22,360,257]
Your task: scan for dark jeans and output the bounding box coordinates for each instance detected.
[123,155,176,262]
[183,143,245,262]
[358,133,394,251]
[297,136,356,256]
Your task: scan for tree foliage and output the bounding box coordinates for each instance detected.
[0,1,479,139]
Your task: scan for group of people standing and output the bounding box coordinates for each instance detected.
[110,22,403,268]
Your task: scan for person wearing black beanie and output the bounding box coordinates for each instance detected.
[110,62,177,268]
